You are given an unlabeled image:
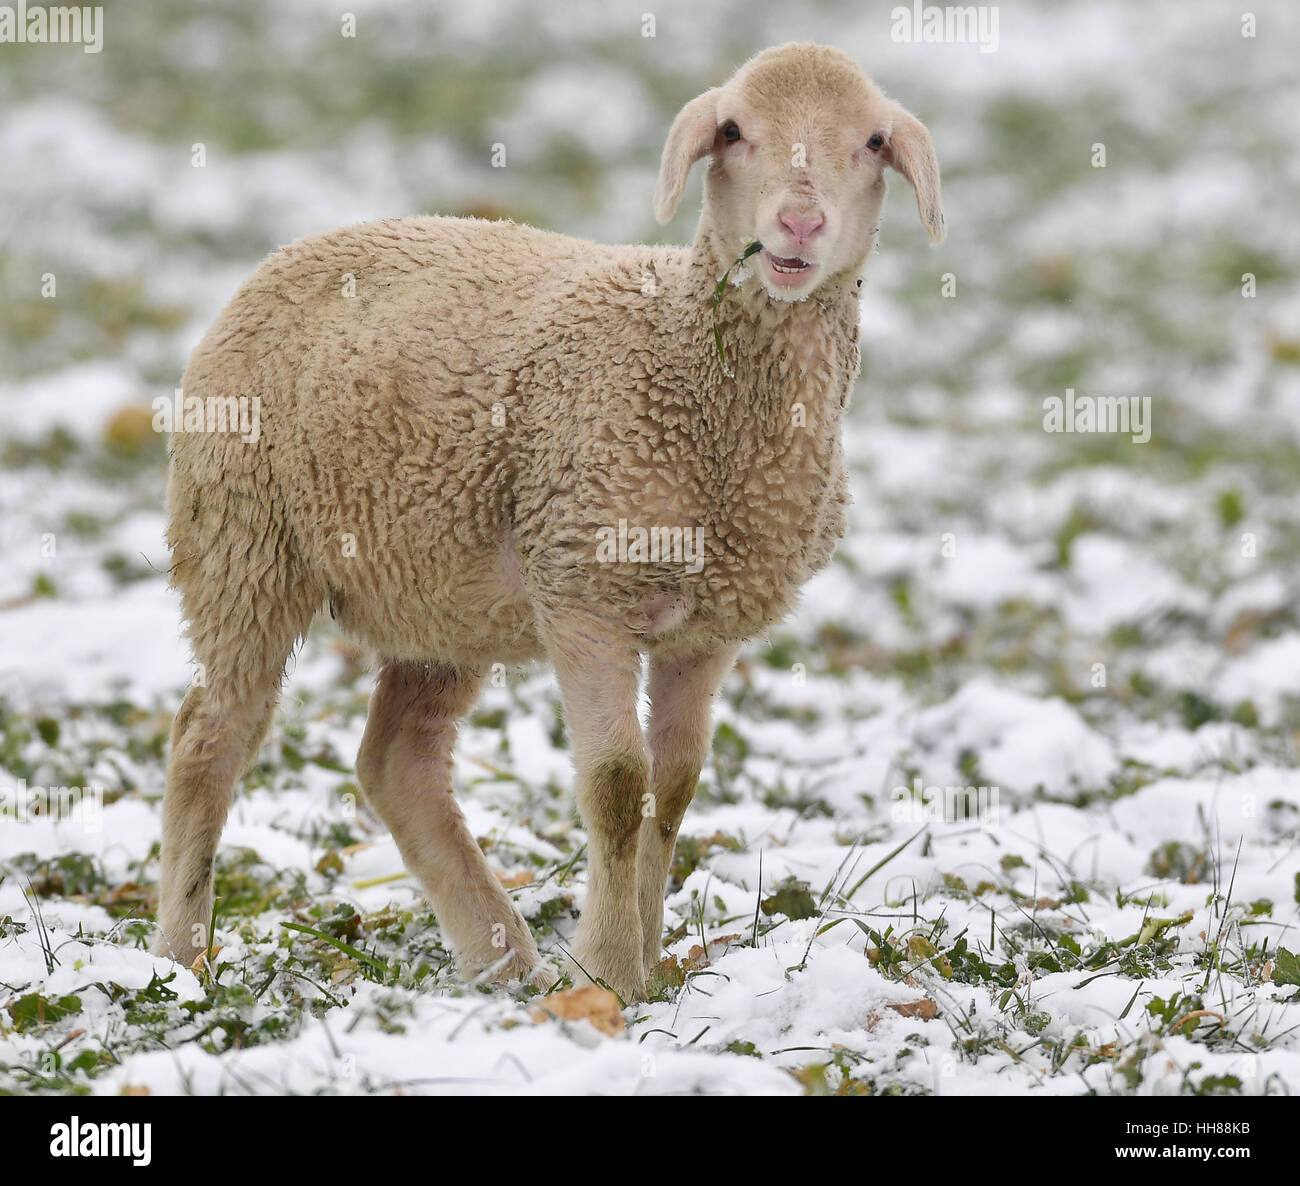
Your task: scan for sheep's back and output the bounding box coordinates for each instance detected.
[172,216,621,662]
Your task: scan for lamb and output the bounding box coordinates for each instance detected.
[154,42,944,1002]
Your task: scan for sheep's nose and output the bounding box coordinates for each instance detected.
[778,212,825,245]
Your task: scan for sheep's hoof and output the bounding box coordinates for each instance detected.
[150,930,196,966]
[474,946,554,991]
[526,962,559,991]
[567,950,647,1005]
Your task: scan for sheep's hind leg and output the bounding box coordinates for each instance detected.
[637,646,739,976]
[542,621,649,1002]
[155,681,279,966]
[154,513,315,967]
[356,661,552,988]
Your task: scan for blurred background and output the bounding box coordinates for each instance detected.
[2,0,1298,713]
[0,0,1298,1096]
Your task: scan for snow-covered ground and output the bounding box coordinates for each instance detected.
[1,0,1298,1095]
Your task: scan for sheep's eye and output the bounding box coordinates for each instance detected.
[867,133,885,151]
[723,122,742,143]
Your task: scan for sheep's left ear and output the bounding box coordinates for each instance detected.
[654,88,719,224]
[884,105,945,243]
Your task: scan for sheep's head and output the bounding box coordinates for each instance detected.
[655,43,944,302]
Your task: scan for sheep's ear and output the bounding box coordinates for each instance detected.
[654,89,719,224]
[884,105,945,244]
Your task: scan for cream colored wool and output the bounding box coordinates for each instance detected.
[155,43,943,1000]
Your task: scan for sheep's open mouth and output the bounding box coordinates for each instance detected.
[761,249,818,288]
[765,252,812,273]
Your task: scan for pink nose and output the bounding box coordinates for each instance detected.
[778,212,824,245]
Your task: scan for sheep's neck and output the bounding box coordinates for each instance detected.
[688,234,860,418]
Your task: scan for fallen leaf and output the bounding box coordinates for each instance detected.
[315,851,344,875]
[700,830,742,851]
[190,946,222,972]
[119,1085,151,1097]
[98,882,157,914]
[908,935,938,961]
[529,986,624,1037]
[496,869,533,889]
[791,1064,831,1096]
[681,934,742,972]
[103,405,157,455]
[54,1028,86,1051]
[760,877,817,920]
[1169,1009,1225,1035]
[888,999,938,1021]
[904,936,955,979]
[663,921,689,945]
[1223,611,1262,655]
[647,955,686,996]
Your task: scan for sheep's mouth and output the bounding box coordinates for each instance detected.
[766,252,812,272]
[761,249,818,287]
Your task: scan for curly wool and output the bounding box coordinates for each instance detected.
[155,42,945,997]
[168,214,856,689]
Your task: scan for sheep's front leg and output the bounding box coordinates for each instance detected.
[637,646,739,975]
[544,623,649,1001]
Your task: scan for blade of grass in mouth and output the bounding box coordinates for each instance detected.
[712,240,763,378]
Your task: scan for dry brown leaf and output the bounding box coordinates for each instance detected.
[888,998,938,1020]
[1223,611,1262,655]
[93,882,157,914]
[119,1085,150,1096]
[529,985,624,1037]
[190,946,222,972]
[700,830,742,851]
[54,1028,86,1051]
[106,881,153,903]
[681,933,742,972]
[495,869,533,889]
[1169,1009,1225,1035]
[791,1063,831,1096]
